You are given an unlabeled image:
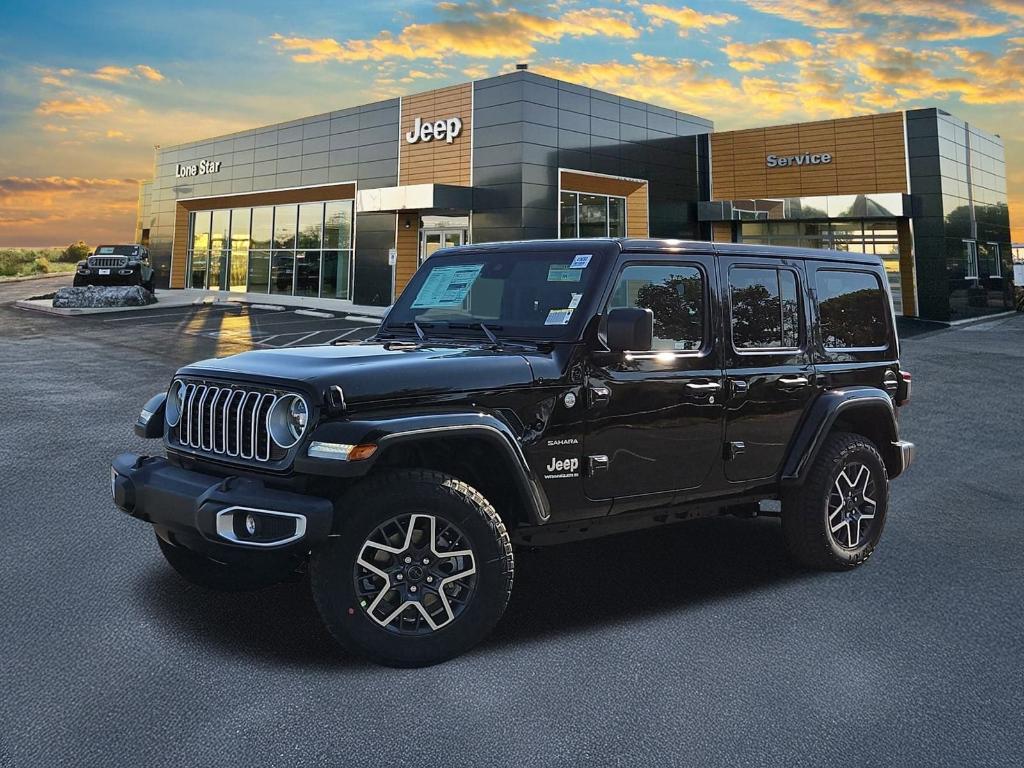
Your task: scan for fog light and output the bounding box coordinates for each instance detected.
[245,513,258,536]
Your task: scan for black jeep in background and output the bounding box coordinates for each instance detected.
[112,238,914,666]
[74,244,155,291]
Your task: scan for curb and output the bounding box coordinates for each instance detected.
[0,271,76,284]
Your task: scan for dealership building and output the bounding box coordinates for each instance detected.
[136,69,1014,321]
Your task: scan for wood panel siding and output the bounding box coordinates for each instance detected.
[560,170,649,238]
[711,222,733,243]
[399,84,472,187]
[394,214,420,297]
[711,112,908,200]
[169,182,357,290]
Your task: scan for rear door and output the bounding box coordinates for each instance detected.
[583,254,725,501]
[719,255,818,484]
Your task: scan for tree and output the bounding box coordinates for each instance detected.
[62,241,90,262]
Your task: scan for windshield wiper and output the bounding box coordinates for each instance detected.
[382,321,433,341]
[446,321,504,346]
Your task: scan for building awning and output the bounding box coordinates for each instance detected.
[355,184,474,213]
[699,193,912,221]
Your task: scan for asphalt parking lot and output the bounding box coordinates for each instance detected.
[2,278,1023,767]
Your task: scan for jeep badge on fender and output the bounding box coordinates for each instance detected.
[111,237,914,667]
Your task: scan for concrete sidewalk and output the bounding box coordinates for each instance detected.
[14,287,389,320]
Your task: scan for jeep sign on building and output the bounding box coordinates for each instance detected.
[136,69,1013,321]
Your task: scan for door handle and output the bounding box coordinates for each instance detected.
[686,381,722,391]
[777,375,809,388]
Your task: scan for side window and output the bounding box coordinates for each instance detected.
[816,269,889,349]
[608,264,705,351]
[729,266,801,350]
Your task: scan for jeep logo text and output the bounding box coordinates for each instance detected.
[406,116,463,145]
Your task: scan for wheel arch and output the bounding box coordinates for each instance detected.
[781,388,902,485]
[301,412,551,527]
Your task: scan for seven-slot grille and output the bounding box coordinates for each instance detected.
[88,256,128,269]
[172,381,285,463]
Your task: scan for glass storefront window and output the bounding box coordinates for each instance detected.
[186,200,353,299]
[320,251,349,299]
[271,251,294,294]
[578,194,608,237]
[229,208,251,292]
[297,203,323,249]
[609,196,626,238]
[251,207,273,250]
[559,191,627,238]
[209,209,230,290]
[273,205,297,249]
[190,211,211,289]
[560,192,578,237]
[248,251,270,293]
[295,250,320,297]
[324,201,353,249]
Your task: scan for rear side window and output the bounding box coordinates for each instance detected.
[729,266,801,350]
[816,270,888,349]
[608,264,705,351]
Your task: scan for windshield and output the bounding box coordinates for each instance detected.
[94,245,139,256]
[384,248,607,340]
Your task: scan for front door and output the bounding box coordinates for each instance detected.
[719,257,818,483]
[420,229,465,265]
[584,256,725,501]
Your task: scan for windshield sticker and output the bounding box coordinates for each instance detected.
[547,265,583,282]
[570,254,592,269]
[545,307,574,326]
[410,264,484,309]
[98,246,114,254]
[568,292,583,310]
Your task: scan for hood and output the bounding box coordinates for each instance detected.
[180,342,537,403]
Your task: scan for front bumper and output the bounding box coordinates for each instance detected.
[76,269,141,286]
[893,439,915,477]
[110,453,334,553]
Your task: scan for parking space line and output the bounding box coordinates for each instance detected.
[325,327,372,343]
[279,331,321,347]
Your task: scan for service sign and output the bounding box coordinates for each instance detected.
[175,160,223,178]
[766,152,833,168]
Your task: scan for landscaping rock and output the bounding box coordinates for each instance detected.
[52,285,157,309]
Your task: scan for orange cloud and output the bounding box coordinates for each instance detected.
[741,0,1009,40]
[641,4,737,34]
[90,64,166,83]
[36,94,114,118]
[723,38,816,71]
[271,7,639,63]
[0,176,139,245]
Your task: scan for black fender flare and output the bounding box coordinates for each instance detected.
[135,391,166,438]
[780,387,902,485]
[294,410,551,525]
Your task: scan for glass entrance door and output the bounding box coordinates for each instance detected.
[420,229,465,265]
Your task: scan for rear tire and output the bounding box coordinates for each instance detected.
[782,431,889,571]
[310,469,514,667]
[155,532,299,592]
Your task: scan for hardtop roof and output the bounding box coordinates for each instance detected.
[435,237,884,266]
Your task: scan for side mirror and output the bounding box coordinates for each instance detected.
[607,307,653,352]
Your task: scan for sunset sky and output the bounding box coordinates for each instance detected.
[0,0,1021,247]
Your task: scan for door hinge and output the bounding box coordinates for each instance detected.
[724,441,746,461]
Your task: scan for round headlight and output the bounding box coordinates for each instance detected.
[165,379,186,427]
[268,394,309,448]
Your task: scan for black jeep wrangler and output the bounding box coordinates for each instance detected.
[75,244,155,291]
[112,239,914,666]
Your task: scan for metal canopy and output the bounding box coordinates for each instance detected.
[355,184,474,213]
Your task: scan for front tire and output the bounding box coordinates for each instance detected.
[310,469,514,667]
[782,432,889,570]
[155,532,299,592]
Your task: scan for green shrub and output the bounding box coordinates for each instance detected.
[62,240,90,262]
